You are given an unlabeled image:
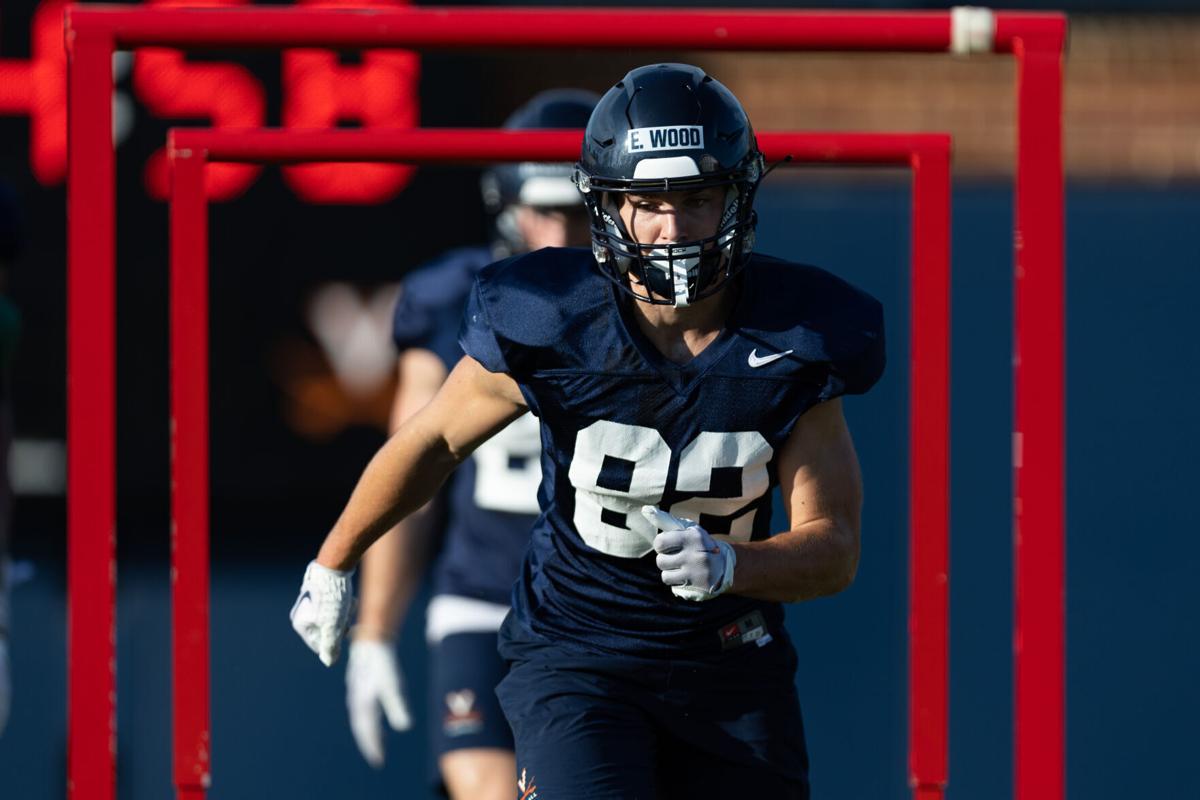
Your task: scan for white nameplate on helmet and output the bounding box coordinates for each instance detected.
[626,126,704,153]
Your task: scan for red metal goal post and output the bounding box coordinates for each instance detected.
[63,6,1065,800]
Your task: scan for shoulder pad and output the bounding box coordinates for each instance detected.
[459,247,604,377]
[392,247,493,351]
[740,255,886,398]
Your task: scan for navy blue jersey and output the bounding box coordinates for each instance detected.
[460,247,884,659]
[393,246,542,605]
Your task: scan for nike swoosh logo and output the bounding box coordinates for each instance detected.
[289,589,314,621]
[747,348,794,368]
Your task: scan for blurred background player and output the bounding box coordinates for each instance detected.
[341,89,596,800]
[0,180,23,737]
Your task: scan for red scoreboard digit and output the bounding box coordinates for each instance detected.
[282,0,419,203]
[0,0,420,203]
[134,0,266,201]
[0,0,68,185]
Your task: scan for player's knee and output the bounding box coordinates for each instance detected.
[440,748,516,800]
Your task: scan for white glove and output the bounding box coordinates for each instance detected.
[346,638,412,767]
[641,506,737,602]
[290,560,355,667]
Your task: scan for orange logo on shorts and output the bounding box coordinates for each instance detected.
[518,767,539,800]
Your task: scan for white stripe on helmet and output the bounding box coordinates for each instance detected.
[632,156,701,180]
[518,176,583,206]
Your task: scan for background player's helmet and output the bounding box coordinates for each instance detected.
[574,63,766,306]
[481,89,599,255]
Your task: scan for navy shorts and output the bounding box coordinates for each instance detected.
[428,630,515,759]
[495,615,809,800]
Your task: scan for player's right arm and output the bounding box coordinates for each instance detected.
[292,355,525,666]
[344,348,444,766]
[355,348,446,644]
[315,354,527,573]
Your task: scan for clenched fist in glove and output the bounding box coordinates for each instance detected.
[641,506,737,602]
[345,637,413,767]
[290,560,355,667]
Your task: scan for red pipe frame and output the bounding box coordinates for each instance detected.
[65,26,116,800]
[1009,24,1067,800]
[169,153,211,800]
[64,6,1065,800]
[167,128,950,800]
[76,6,954,50]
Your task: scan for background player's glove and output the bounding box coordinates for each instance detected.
[290,560,355,667]
[641,506,736,602]
[346,637,412,767]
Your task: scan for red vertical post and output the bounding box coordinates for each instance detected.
[169,143,212,800]
[907,140,951,800]
[58,8,1068,798]
[1012,22,1066,800]
[66,27,117,800]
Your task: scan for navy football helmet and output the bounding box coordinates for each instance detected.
[481,89,598,254]
[574,63,766,306]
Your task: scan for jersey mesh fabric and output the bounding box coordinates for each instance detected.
[459,247,884,658]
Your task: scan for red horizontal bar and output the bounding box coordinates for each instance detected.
[73,5,956,51]
[168,128,949,165]
[994,14,1068,53]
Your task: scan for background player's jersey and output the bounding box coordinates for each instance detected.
[392,246,541,605]
[460,247,885,659]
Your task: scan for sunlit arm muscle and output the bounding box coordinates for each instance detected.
[316,355,527,573]
[354,348,447,641]
[729,397,864,603]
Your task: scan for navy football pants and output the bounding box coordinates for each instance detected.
[427,631,514,794]
[495,619,809,800]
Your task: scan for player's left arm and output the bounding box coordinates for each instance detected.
[729,397,863,603]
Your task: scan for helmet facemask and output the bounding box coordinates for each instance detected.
[577,157,764,307]
[574,63,770,306]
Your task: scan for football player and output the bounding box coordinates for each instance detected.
[341,90,595,800]
[294,64,884,798]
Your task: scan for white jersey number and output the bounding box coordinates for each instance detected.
[472,413,543,515]
[569,420,773,558]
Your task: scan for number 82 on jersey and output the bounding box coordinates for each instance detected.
[568,420,774,558]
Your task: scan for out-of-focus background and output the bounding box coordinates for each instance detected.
[1,0,1198,797]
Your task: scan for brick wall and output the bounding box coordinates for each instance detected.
[695,15,1200,180]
